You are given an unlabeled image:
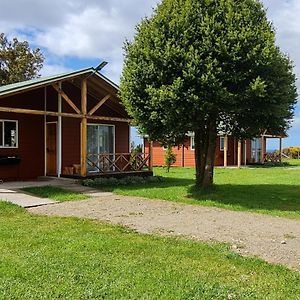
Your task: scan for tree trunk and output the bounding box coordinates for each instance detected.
[194,121,217,188]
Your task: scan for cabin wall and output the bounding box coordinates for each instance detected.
[0,114,44,181]
[145,136,254,168]
[0,81,130,181]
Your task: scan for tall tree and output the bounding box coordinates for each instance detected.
[0,33,44,85]
[120,0,297,188]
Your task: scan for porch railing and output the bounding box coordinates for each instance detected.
[87,152,151,174]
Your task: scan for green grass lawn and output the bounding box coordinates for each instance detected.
[99,161,300,219]
[1,202,300,299]
[22,186,88,202]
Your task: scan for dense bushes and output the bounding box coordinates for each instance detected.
[83,176,163,187]
[282,147,300,158]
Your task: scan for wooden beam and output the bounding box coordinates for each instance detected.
[224,135,228,167]
[88,94,111,116]
[80,79,88,177]
[52,83,81,114]
[0,106,82,118]
[86,115,131,123]
[279,137,283,163]
[237,140,242,168]
[0,106,131,123]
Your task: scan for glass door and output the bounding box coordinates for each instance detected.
[251,138,262,163]
[87,124,115,173]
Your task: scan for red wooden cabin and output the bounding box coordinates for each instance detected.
[145,132,284,168]
[0,68,152,181]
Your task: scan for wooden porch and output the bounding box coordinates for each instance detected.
[62,151,153,179]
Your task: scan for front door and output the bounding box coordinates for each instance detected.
[47,123,57,176]
[87,124,115,173]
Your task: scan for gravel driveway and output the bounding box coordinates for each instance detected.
[28,194,300,270]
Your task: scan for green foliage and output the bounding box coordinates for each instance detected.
[0,33,44,85]
[22,186,88,202]
[1,202,300,299]
[120,0,297,142]
[283,147,300,158]
[83,175,163,187]
[120,0,297,187]
[130,141,143,154]
[164,145,177,172]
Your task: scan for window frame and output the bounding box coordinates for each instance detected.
[220,136,225,151]
[0,119,19,149]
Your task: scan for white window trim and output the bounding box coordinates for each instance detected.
[0,119,19,149]
[220,136,225,151]
[191,136,195,151]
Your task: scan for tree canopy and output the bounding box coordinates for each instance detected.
[120,0,297,187]
[0,33,44,86]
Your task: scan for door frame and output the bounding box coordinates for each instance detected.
[87,123,116,173]
[45,122,58,176]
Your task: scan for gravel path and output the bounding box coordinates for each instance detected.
[28,194,300,270]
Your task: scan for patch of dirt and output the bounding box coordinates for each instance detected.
[28,194,300,270]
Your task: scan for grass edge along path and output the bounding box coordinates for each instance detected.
[88,165,300,220]
[22,185,88,202]
[1,202,300,299]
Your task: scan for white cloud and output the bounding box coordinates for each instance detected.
[41,64,73,77]
[0,0,159,82]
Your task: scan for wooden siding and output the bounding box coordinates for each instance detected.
[145,136,264,168]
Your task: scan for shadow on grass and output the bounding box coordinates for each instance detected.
[187,184,300,213]
[100,176,300,215]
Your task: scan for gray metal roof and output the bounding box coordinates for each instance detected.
[0,67,119,97]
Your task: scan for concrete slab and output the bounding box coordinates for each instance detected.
[0,177,109,207]
[0,189,58,208]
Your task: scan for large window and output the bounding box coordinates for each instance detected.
[0,120,18,148]
[87,124,115,173]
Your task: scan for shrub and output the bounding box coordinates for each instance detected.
[82,176,163,187]
[164,146,176,172]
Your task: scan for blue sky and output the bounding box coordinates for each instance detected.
[1,0,299,149]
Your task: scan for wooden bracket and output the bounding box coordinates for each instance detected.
[88,94,111,116]
[52,83,81,115]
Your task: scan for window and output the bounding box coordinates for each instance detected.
[220,137,225,151]
[191,137,195,150]
[0,120,18,148]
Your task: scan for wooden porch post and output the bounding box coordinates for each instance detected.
[149,141,153,171]
[279,137,283,163]
[57,82,62,177]
[224,135,228,167]
[80,79,87,177]
[237,140,242,168]
[261,136,265,164]
[182,144,185,167]
[244,140,247,166]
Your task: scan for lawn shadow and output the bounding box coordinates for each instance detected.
[188,183,300,214]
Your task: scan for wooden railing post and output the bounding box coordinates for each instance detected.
[80,79,87,177]
[279,137,283,163]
